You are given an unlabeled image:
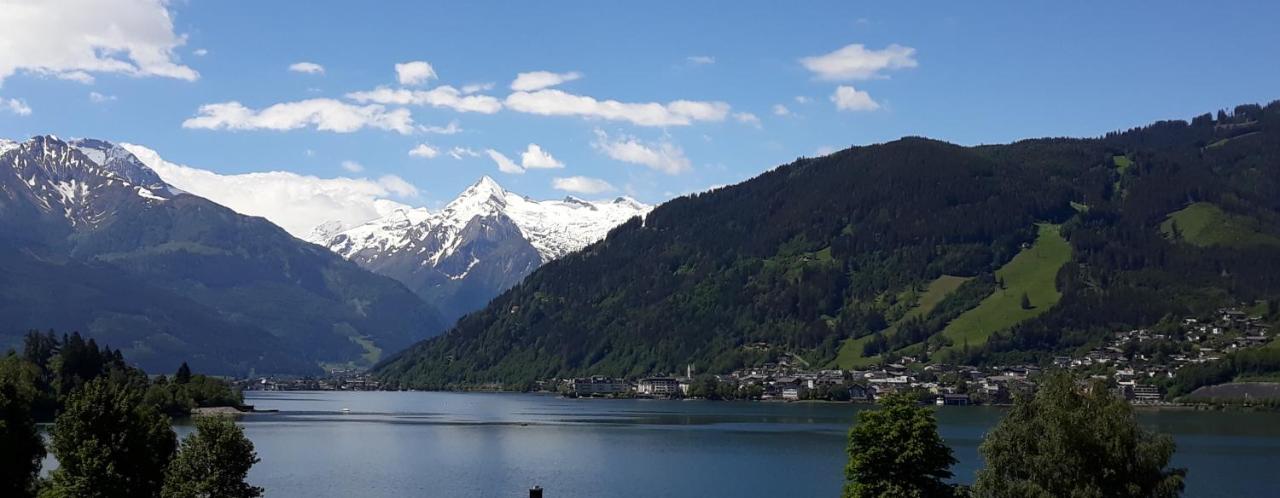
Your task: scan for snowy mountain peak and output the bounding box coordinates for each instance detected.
[312,178,651,320]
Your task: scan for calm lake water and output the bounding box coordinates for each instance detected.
[179,391,1280,498]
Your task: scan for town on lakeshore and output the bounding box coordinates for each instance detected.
[242,306,1272,408]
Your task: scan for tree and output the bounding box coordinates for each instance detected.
[973,374,1185,498]
[161,416,263,498]
[175,362,192,385]
[1019,293,1032,310]
[844,392,958,498]
[0,355,46,498]
[43,377,177,498]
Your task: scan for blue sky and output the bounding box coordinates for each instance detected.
[2,1,1279,233]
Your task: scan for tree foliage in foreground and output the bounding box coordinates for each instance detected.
[162,416,263,498]
[0,355,46,498]
[844,392,959,498]
[42,377,177,498]
[973,374,1186,498]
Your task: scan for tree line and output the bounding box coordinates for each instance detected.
[0,331,262,497]
[844,373,1185,498]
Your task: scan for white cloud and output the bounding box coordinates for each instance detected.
[341,160,364,173]
[408,143,439,159]
[120,143,419,237]
[552,176,615,194]
[510,70,582,92]
[485,149,524,174]
[800,43,917,81]
[395,61,436,86]
[346,86,502,114]
[520,143,564,169]
[461,82,494,94]
[815,145,837,156]
[448,147,480,160]
[794,96,811,104]
[686,55,716,65]
[192,48,208,57]
[831,85,880,111]
[505,89,729,127]
[182,98,416,134]
[421,120,461,135]
[733,112,761,128]
[0,0,198,86]
[88,91,116,103]
[592,130,690,175]
[2,97,32,116]
[288,62,325,75]
[772,104,791,116]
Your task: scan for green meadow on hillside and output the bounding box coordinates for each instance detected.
[1161,202,1280,248]
[937,223,1070,356]
[832,274,971,369]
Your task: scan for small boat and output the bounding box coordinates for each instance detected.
[341,407,351,414]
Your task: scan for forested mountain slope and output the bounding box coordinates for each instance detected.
[0,137,445,375]
[375,102,1280,388]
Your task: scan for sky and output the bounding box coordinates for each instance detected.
[2,0,1279,236]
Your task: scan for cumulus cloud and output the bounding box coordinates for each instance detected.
[121,143,418,237]
[520,143,563,169]
[288,62,325,75]
[552,176,615,194]
[772,104,791,116]
[800,43,917,81]
[395,61,436,85]
[686,55,716,65]
[346,86,502,114]
[510,70,582,91]
[88,91,116,103]
[421,120,462,134]
[0,0,198,86]
[448,147,480,160]
[182,98,416,134]
[2,97,32,116]
[592,130,690,175]
[409,143,439,159]
[192,48,208,57]
[341,160,364,173]
[461,82,494,94]
[485,149,524,174]
[733,112,761,128]
[794,96,811,104]
[831,85,880,111]
[505,89,729,127]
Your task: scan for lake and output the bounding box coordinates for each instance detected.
[200,391,1280,497]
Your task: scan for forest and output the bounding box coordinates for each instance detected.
[375,101,1280,389]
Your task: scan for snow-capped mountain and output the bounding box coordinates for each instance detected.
[312,176,651,321]
[0,136,444,375]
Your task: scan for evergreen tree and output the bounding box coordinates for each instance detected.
[161,416,263,498]
[973,374,1185,497]
[175,362,192,385]
[0,355,46,498]
[43,377,177,498]
[1019,293,1032,310]
[843,392,958,498]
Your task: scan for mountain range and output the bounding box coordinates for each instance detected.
[374,101,1280,389]
[0,136,445,376]
[309,176,650,322]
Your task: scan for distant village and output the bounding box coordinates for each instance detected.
[240,307,1272,406]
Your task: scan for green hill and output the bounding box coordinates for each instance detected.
[937,224,1070,356]
[375,101,1280,388]
[1161,202,1280,248]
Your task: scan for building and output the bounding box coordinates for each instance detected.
[570,376,628,396]
[1130,384,1164,403]
[637,377,680,397]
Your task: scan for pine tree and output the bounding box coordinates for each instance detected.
[1019,293,1032,310]
[175,362,192,385]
